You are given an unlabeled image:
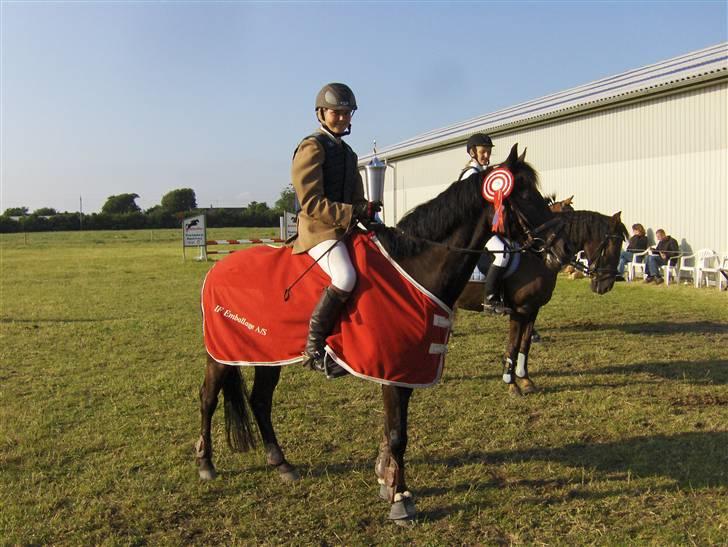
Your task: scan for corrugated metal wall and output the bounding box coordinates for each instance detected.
[374,82,727,255]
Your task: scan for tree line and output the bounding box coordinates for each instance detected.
[1,187,297,233]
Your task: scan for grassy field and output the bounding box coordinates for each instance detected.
[1,229,727,545]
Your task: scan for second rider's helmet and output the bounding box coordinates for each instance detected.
[466,133,494,153]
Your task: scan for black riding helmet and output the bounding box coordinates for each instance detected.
[466,133,494,153]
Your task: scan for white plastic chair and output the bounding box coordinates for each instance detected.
[626,250,649,282]
[675,253,697,286]
[661,256,680,286]
[719,255,728,291]
[694,249,721,288]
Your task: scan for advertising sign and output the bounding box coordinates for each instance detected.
[183,214,206,247]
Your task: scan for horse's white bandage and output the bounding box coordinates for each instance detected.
[503,357,513,383]
[516,352,527,378]
[393,491,413,503]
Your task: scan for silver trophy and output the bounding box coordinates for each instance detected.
[364,141,387,204]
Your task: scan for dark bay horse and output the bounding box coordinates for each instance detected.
[457,209,627,396]
[196,144,573,523]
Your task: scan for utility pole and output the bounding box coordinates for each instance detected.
[79,195,83,231]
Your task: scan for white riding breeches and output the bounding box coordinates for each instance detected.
[486,235,509,268]
[307,239,357,293]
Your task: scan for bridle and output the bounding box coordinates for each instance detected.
[508,200,569,263]
[570,232,623,278]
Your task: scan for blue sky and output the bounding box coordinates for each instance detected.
[1,1,726,214]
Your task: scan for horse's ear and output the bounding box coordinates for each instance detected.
[565,195,574,205]
[612,211,622,221]
[506,143,519,166]
[518,147,527,162]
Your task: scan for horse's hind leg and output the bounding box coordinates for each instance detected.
[197,355,227,480]
[250,366,299,482]
[381,385,416,524]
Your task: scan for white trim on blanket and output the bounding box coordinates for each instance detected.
[325,345,445,389]
[370,235,453,317]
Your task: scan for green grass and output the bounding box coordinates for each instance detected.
[1,229,727,545]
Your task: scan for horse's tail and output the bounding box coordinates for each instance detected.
[222,367,259,452]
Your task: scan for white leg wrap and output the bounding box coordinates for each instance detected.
[516,352,527,378]
[503,357,513,383]
[393,491,413,503]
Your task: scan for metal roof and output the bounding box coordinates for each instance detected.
[361,42,728,162]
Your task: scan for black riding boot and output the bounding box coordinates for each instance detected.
[302,286,350,379]
[483,265,512,315]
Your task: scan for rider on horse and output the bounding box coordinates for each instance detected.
[290,83,380,378]
[459,133,512,315]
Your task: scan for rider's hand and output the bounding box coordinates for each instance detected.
[352,201,382,224]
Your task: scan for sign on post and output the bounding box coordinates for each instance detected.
[279,211,297,241]
[182,214,207,260]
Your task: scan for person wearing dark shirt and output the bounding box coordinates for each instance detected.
[645,228,680,285]
[616,223,648,281]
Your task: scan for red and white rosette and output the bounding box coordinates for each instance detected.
[481,167,514,233]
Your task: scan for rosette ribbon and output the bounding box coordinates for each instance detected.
[481,167,514,233]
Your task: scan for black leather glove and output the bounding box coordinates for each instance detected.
[352,201,382,223]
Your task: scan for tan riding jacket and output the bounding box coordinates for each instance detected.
[290,129,366,254]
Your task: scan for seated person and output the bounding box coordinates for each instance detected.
[644,228,680,285]
[616,223,648,280]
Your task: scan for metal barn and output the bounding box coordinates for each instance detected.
[360,42,728,257]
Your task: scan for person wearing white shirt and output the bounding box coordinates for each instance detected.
[459,134,511,315]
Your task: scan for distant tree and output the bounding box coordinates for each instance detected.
[3,206,28,216]
[33,207,58,216]
[161,188,197,213]
[274,185,296,213]
[101,193,141,214]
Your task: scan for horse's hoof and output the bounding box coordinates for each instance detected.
[508,383,523,397]
[198,463,217,481]
[516,377,538,395]
[276,462,300,482]
[388,492,416,522]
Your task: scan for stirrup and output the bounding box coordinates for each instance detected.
[303,351,348,379]
[323,354,349,379]
[484,298,511,316]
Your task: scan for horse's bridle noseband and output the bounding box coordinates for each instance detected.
[570,232,622,278]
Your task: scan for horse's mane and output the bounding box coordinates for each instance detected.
[559,210,628,245]
[374,161,542,259]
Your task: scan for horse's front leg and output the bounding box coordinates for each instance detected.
[250,366,299,482]
[504,316,526,397]
[381,385,416,524]
[197,355,227,480]
[514,313,539,395]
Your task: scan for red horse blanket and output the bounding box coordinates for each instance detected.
[201,232,452,387]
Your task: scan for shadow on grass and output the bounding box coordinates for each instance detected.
[537,358,728,385]
[0,317,124,324]
[547,320,728,336]
[421,431,728,489]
